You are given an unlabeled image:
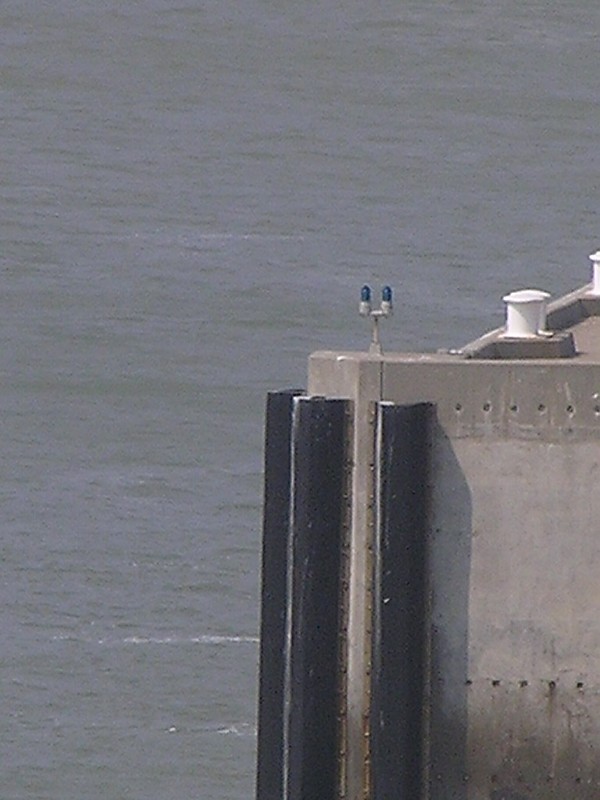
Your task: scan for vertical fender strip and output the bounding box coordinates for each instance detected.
[286,396,349,800]
[371,402,434,800]
[256,390,304,800]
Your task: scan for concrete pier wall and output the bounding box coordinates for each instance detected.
[306,284,600,799]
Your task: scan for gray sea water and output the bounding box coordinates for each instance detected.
[1,2,598,798]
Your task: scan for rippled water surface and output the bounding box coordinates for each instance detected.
[1,2,599,797]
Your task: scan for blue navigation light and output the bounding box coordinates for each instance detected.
[361,285,372,302]
[382,285,392,303]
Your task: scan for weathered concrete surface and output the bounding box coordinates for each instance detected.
[309,355,382,800]
[308,289,600,799]
[446,439,600,800]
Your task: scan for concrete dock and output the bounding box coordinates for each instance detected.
[257,272,600,800]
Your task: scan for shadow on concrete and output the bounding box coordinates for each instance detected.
[427,418,472,800]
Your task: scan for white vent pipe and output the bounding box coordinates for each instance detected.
[589,251,600,296]
[502,289,551,338]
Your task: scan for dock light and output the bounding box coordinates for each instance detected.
[359,285,372,316]
[359,283,394,355]
[381,285,393,316]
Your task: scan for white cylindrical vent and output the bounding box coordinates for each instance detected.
[589,251,600,296]
[502,289,551,339]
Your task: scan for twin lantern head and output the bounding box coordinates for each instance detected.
[359,285,393,318]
